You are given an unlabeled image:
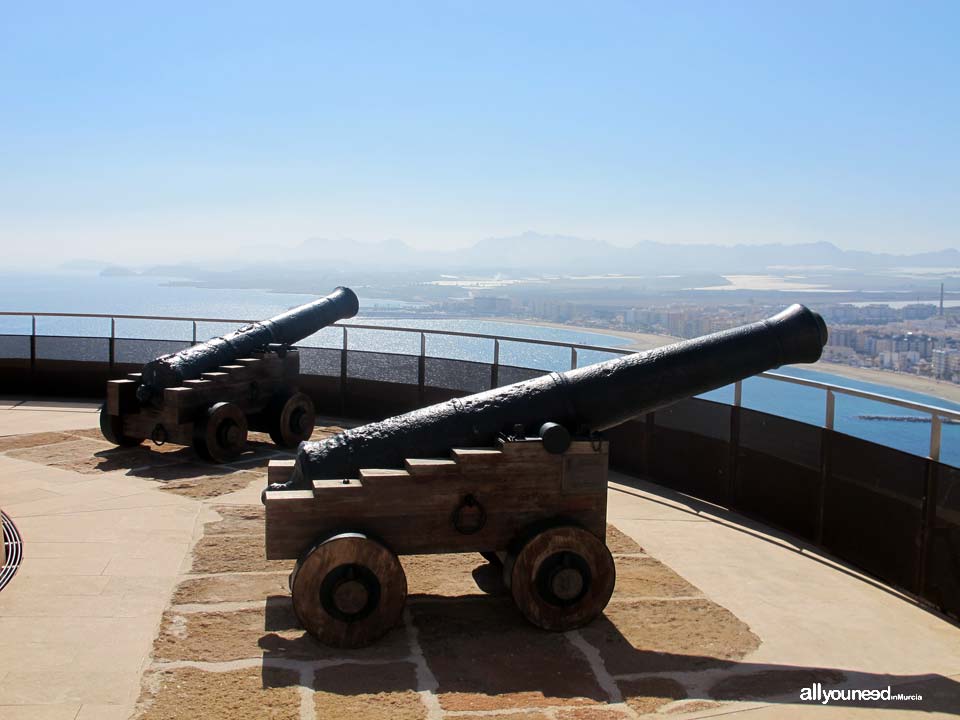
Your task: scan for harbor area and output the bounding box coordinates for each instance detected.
[0,397,958,719]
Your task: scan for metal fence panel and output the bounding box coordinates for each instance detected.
[737,407,823,540]
[298,347,343,377]
[0,334,30,360]
[824,432,925,592]
[496,365,545,387]
[425,357,491,393]
[654,397,730,442]
[35,335,109,362]
[347,349,419,384]
[927,463,960,617]
[739,410,821,471]
[114,338,191,365]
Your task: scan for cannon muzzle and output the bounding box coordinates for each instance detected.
[137,286,359,402]
[279,303,827,489]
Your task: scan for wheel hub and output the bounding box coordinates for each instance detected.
[219,420,242,448]
[289,407,305,434]
[536,551,592,607]
[551,567,585,601]
[332,580,369,615]
[320,563,381,622]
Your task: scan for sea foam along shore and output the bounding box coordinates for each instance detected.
[491,317,960,407]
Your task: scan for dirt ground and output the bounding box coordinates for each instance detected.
[139,500,774,720]
[1,426,847,718]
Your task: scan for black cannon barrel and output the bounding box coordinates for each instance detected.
[278,303,827,490]
[138,286,359,402]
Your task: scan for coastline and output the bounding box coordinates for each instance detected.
[476,316,681,351]
[805,362,960,406]
[491,316,960,406]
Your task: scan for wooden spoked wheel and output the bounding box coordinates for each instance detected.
[193,402,248,463]
[510,525,615,632]
[98,404,142,447]
[291,532,407,648]
[267,391,316,448]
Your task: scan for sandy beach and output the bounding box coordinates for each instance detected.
[494,317,960,406]
[479,316,681,351]
[806,362,960,406]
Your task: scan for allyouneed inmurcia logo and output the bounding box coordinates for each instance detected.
[800,683,923,705]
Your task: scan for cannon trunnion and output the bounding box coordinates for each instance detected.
[99,287,358,462]
[264,436,613,647]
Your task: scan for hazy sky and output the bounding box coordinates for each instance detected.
[1,1,957,265]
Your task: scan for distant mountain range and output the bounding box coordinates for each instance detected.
[294,232,960,275]
[76,232,959,281]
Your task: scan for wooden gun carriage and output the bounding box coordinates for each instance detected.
[264,304,829,647]
[265,433,613,647]
[99,287,358,462]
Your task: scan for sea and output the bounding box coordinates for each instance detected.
[1,272,957,468]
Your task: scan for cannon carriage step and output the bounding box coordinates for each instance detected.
[101,350,316,461]
[98,287,358,462]
[264,436,614,647]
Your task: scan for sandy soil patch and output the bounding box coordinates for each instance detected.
[158,470,263,498]
[154,605,410,663]
[619,677,688,714]
[613,555,701,599]
[403,552,502,597]
[172,573,289,605]
[411,596,608,710]
[581,599,760,675]
[5,438,177,473]
[0,431,76,451]
[664,700,723,713]
[607,524,644,553]
[312,662,425,720]
[203,504,266,535]
[552,706,635,719]
[189,534,293,574]
[136,666,300,720]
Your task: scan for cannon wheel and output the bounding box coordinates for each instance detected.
[266,391,316,448]
[291,532,407,648]
[194,402,248,463]
[510,525,615,632]
[98,404,143,447]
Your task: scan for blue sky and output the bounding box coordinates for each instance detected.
[1,1,957,264]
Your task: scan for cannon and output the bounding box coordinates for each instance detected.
[99,287,359,462]
[264,304,827,647]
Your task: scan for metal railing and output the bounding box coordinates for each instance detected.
[1,310,957,462]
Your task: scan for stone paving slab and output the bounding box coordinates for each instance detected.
[1,419,959,718]
[0,398,101,435]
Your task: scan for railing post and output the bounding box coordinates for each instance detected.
[728,381,742,503]
[491,339,500,389]
[418,332,426,405]
[192,321,198,345]
[29,315,36,389]
[570,347,577,370]
[108,317,116,376]
[917,459,939,597]
[817,389,836,546]
[339,327,348,415]
[929,414,942,463]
